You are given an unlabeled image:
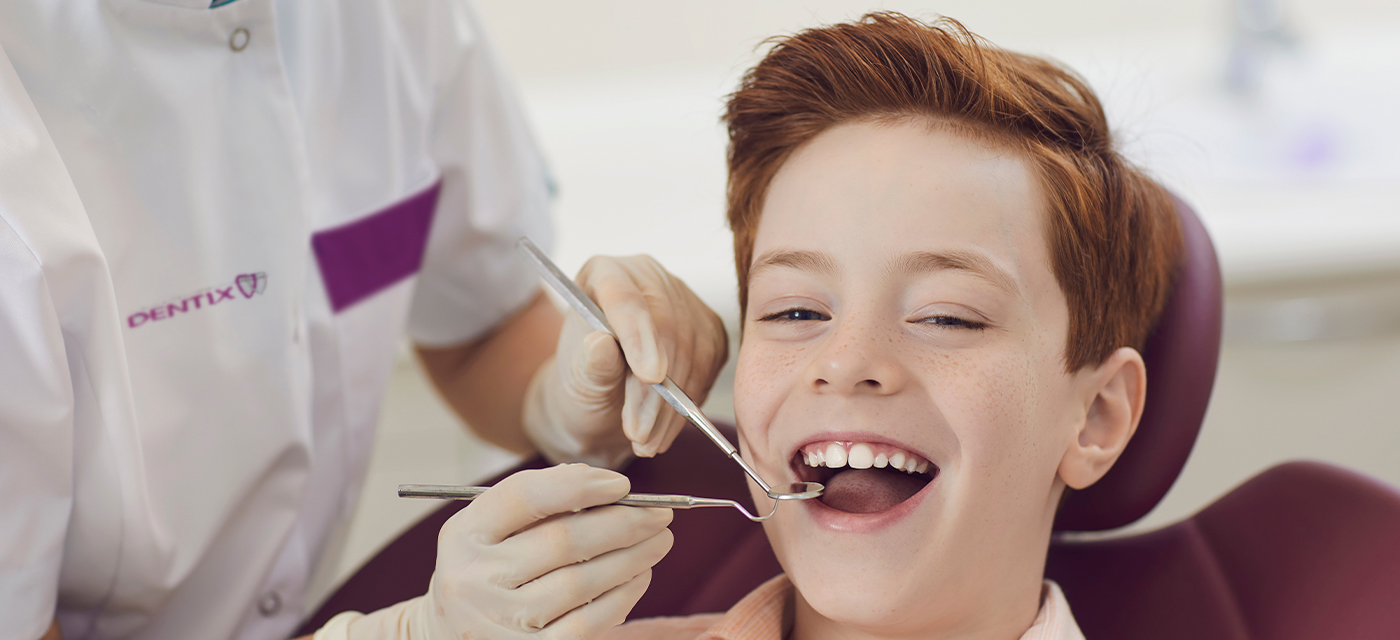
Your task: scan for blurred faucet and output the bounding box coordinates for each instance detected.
[1226,0,1299,95]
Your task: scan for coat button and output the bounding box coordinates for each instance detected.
[257,590,282,617]
[229,27,251,52]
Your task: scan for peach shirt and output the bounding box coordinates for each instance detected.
[605,576,1085,640]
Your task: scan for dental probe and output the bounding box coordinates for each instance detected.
[398,484,782,522]
[515,237,823,503]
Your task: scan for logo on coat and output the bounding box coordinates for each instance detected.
[235,272,268,298]
[127,272,268,329]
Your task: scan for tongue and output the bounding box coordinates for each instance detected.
[819,468,927,514]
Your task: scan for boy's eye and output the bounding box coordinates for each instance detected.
[759,308,831,322]
[914,315,988,330]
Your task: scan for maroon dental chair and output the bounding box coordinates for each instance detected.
[298,200,1400,639]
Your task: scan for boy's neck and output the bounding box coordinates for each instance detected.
[787,574,1045,640]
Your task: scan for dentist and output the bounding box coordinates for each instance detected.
[0,2,724,640]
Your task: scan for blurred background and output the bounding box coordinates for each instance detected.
[309,0,1400,606]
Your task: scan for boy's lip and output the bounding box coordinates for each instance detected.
[777,430,940,532]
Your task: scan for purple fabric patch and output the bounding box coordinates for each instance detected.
[312,180,442,313]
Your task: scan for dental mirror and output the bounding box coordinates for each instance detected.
[773,481,825,500]
[516,237,824,504]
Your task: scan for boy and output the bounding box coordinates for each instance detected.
[609,12,1181,639]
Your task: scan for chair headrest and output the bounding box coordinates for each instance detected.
[1053,196,1223,532]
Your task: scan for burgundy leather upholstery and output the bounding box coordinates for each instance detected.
[1046,461,1400,639]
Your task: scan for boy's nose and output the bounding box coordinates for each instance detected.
[805,319,906,396]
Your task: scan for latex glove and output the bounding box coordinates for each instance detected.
[325,464,674,640]
[523,255,728,467]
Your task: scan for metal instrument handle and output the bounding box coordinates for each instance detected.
[515,237,772,494]
[398,484,489,500]
[399,484,745,512]
[516,237,616,337]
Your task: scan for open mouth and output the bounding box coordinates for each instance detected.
[792,442,938,514]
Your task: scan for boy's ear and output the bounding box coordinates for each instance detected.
[1059,347,1147,490]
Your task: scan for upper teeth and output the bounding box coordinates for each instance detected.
[801,442,930,475]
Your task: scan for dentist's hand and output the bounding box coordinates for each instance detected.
[523,255,728,467]
[332,464,674,640]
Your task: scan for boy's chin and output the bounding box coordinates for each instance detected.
[779,534,945,626]
[790,562,949,634]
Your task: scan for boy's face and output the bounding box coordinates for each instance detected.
[735,120,1092,636]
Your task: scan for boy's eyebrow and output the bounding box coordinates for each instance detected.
[890,250,1020,295]
[749,249,839,279]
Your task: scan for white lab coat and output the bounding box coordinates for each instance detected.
[0,1,552,639]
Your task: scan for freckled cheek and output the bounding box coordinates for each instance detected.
[932,356,1045,474]
[733,341,789,417]
[733,338,812,448]
[909,348,959,376]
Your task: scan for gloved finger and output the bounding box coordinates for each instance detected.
[647,332,724,455]
[565,330,627,411]
[456,465,631,544]
[515,527,674,631]
[621,373,665,453]
[539,569,655,640]
[636,343,699,457]
[633,342,693,455]
[633,273,729,453]
[492,505,672,590]
[646,259,715,383]
[629,392,665,458]
[634,402,680,458]
[652,411,686,456]
[578,258,669,384]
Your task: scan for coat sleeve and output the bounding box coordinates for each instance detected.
[0,42,77,640]
[402,0,556,347]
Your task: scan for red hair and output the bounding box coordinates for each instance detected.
[724,13,1182,371]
